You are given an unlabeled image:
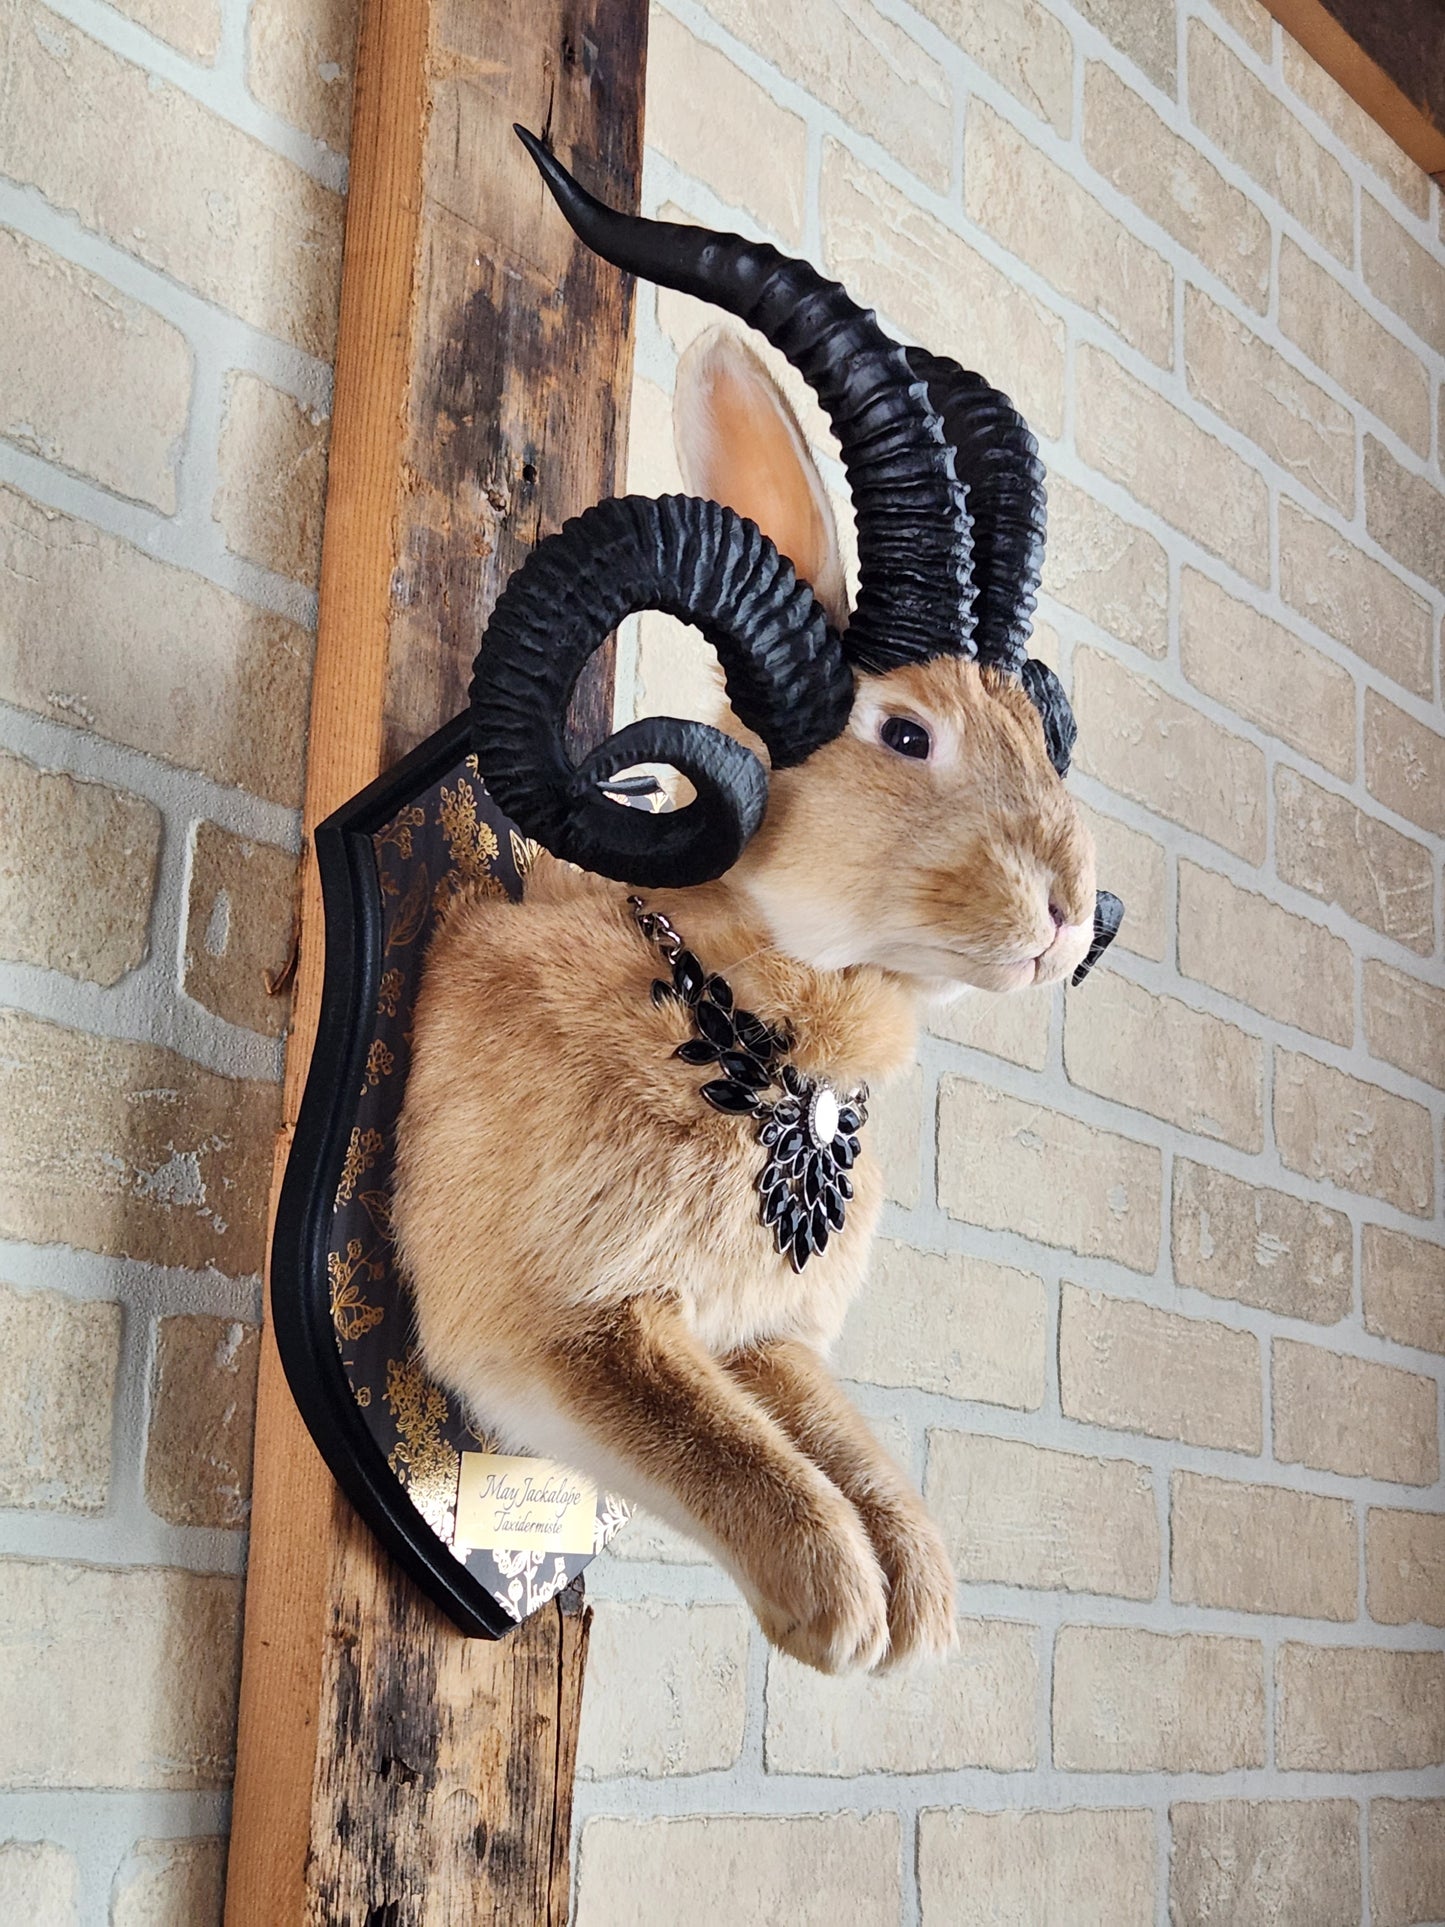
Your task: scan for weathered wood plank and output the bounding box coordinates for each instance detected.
[225,0,645,1918]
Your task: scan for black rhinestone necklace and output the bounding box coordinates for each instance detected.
[629,897,868,1274]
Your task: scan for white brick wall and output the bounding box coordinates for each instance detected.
[585,1,1445,1920]
[0,0,348,1917]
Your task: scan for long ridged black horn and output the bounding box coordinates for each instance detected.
[904,349,1047,676]
[470,495,852,890]
[516,125,975,674]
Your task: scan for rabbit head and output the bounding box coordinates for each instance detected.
[471,131,1123,988]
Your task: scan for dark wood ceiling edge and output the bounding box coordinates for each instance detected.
[1263,0,1445,182]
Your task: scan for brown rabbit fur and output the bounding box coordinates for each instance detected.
[393,330,1097,1675]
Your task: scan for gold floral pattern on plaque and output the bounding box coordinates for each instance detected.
[384,1353,459,1542]
[363,1039,395,1090]
[336,1126,384,1206]
[328,1238,385,1342]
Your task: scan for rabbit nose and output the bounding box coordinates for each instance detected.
[1048,900,1066,929]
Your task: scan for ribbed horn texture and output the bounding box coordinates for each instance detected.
[516,125,976,674]
[1072,891,1125,986]
[470,494,853,890]
[904,349,1047,676]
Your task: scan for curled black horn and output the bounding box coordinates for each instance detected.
[904,349,1047,677]
[1072,891,1125,986]
[515,125,976,673]
[470,495,852,890]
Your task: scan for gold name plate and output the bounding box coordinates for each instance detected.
[453,1452,598,1557]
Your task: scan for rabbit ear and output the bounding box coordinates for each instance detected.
[674,327,849,632]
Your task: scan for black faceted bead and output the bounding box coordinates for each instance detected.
[837,1173,854,1200]
[672,950,705,1002]
[772,1100,801,1125]
[721,1051,771,1089]
[782,1064,806,1097]
[760,1120,783,1146]
[811,1201,829,1253]
[803,1160,822,1206]
[734,1011,773,1057]
[674,1038,719,1065]
[778,1129,806,1161]
[846,1135,861,1160]
[837,1106,860,1134]
[652,979,682,1006]
[696,1001,736,1048]
[700,1079,758,1115]
[823,1185,846,1231]
[833,1136,856,1169]
[761,1184,786,1226]
[705,975,734,1011]
[791,1218,813,1271]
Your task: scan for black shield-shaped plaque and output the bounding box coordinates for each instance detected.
[271,712,629,1638]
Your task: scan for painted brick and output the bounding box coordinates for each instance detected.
[0,486,313,807]
[183,823,296,1038]
[1084,62,1269,309]
[1274,1338,1439,1486]
[1185,290,1354,517]
[0,1009,279,1276]
[705,0,951,188]
[0,1559,241,1787]
[918,1807,1155,1927]
[820,142,1066,438]
[1172,1158,1352,1324]
[1275,766,1434,955]
[966,104,1171,366]
[145,1315,259,1529]
[1364,958,1445,1089]
[1076,346,1269,583]
[0,0,344,358]
[110,1837,225,1927]
[577,1601,749,1779]
[1213,0,1274,56]
[1072,0,1173,91]
[1061,1287,1262,1452]
[0,750,160,987]
[1172,1472,1356,1620]
[214,373,329,587]
[1274,1049,1433,1218]
[1364,687,1445,836]
[0,1281,120,1514]
[1282,41,1431,218]
[110,0,220,63]
[1074,648,1266,861]
[247,0,357,152]
[927,1430,1159,1600]
[913,0,1072,134]
[938,1076,1161,1272]
[1170,1800,1361,1927]
[1371,1801,1445,1927]
[1278,497,1434,699]
[1368,1509,1445,1628]
[0,225,188,513]
[0,1843,78,1927]
[1065,972,1264,1152]
[1188,21,1352,259]
[1277,1643,1445,1771]
[1363,1225,1445,1354]
[870,1063,920,1209]
[1077,805,1167,960]
[573,1813,900,1927]
[605,1509,707,1566]
[766,1616,1037,1774]
[1278,239,1431,454]
[835,1241,1046,1410]
[1042,476,1168,657]
[1053,1626,1265,1772]
[1363,194,1445,356]
[1180,568,1356,781]
[1178,861,1353,1046]
[1366,436,1445,595]
[647,15,806,243]
[929,983,1050,1069]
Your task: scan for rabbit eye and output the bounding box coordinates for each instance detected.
[880,715,931,760]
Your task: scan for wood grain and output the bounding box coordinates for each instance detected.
[225,0,645,1918]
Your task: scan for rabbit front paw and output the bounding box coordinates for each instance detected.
[864,1496,957,1671]
[751,1492,891,1675]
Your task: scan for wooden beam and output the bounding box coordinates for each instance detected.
[224,0,645,1919]
[1262,0,1445,180]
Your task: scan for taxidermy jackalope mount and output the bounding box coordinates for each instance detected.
[391,126,1124,1673]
